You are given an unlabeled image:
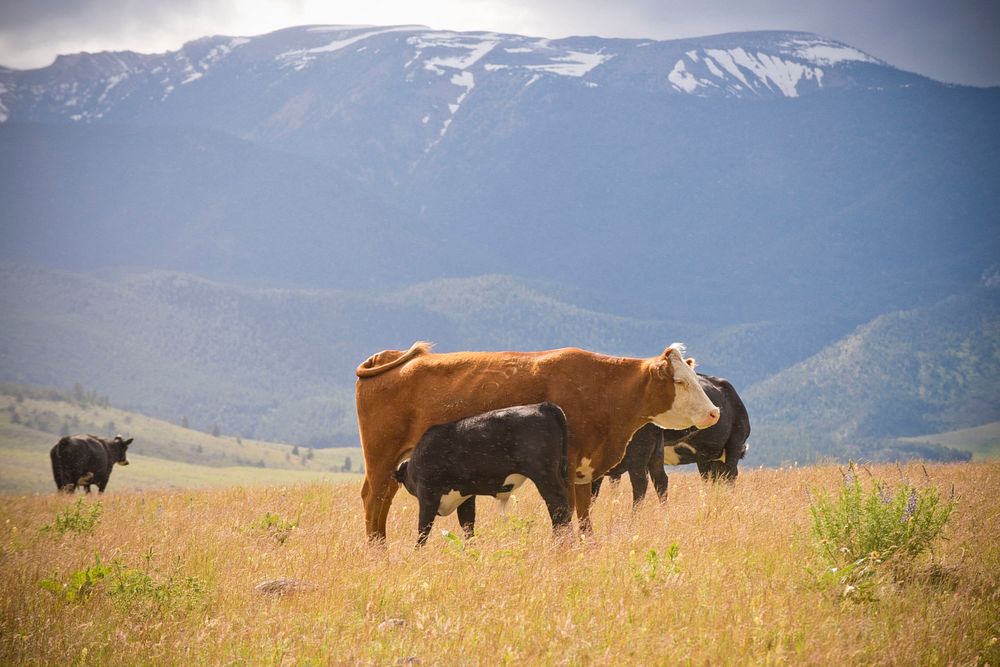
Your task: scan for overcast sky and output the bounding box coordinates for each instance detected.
[1,0,998,86]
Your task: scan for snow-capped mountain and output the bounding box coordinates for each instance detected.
[0,25,996,330]
[0,27,914,129]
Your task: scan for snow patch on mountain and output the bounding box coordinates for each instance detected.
[668,60,702,93]
[0,82,9,122]
[671,46,824,97]
[524,49,614,77]
[280,26,420,70]
[784,39,878,66]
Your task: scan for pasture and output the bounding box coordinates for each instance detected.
[2,461,998,665]
[0,391,362,494]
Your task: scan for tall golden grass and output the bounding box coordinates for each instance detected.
[2,462,998,665]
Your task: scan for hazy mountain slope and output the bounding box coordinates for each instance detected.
[2,264,992,466]
[1,264,698,445]
[898,422,1000,461]
[746,288,1000,464]
[0,122,435,288]
[0,26,995,331]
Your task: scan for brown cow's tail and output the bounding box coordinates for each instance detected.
[356,341,433,378]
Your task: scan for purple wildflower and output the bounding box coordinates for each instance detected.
[877,484,893,505]
[843,466,855,487]
[901,489,917,523]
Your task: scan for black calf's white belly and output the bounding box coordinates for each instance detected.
[437,473,528,515]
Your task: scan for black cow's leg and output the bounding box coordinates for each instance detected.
[457,497,476,539]
[697,460,728,481]
[590,476,604,499]
[628,468,648,506]
[416,498,438,547]
[648,463,669,501]
[648,430,669,500]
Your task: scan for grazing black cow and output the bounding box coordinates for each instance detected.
[392,402,573,546]
[593,373,750,502]
[50,434,133,493]
[590,425,670,504]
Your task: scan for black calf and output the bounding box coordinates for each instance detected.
[393,402,572,546]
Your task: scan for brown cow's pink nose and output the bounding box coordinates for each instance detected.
[698,408,720,428]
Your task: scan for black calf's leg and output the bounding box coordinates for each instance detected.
[416,498,438,547]
[457,498,476,539]
[591,476,604,498]
[535,475,573,533]
[627,468,648,506]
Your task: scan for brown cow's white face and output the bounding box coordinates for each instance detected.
[648,345,720,430]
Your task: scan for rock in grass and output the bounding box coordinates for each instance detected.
[378,618,406,631]
[254,578,314,596]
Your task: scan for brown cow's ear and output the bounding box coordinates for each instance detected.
[651,359,671,380]
[686,357,697,369]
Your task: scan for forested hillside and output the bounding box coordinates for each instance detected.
[2,265,993,466]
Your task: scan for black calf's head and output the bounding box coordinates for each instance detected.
[392,460,416,496]
[113,435,133,466]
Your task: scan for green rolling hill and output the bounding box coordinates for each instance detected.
[0,386,362,494]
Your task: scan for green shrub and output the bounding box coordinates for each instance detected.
[38,553,206,611]
[42,498,103,535]
[630,543,682,586]
[251,511,299,544]
[38,554,111,602]
[809,463,954,589]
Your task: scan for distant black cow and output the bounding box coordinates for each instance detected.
[593,373,750,502]
[392,402,573,546]
[50,434,133,493]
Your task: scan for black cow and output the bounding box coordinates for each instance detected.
[50,434,133,493]
[591,425,670,504]
[392,402,573,546]
[593,373,750,502]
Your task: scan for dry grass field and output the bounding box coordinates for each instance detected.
[2,462,998,665]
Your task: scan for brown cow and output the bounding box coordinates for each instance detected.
[355,341,720,542]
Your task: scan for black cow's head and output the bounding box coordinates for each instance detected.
[112,435,133,466]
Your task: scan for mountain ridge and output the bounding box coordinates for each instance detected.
[1,25,996,466]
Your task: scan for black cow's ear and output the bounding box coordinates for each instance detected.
[122,438,134,447]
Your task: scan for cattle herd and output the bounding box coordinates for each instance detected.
[50,340,750,546]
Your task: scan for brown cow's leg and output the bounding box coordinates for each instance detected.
[376,478,399,539]
[363,473,392,543]
[573,483,593,534]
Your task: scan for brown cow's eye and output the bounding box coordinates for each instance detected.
[675,379,687,387]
